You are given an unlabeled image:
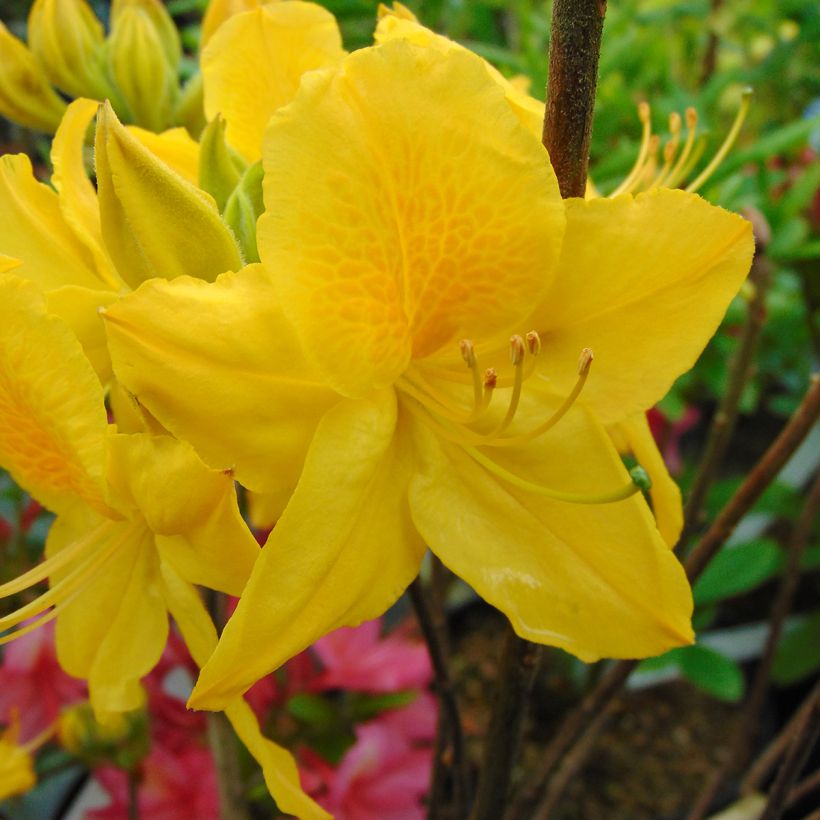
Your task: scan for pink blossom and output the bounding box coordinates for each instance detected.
[647,405,701,475]
[0,620,85,743]
[313,619,432,694]
[89,744,219,820]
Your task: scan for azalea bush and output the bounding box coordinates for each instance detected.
[0,0,818,818]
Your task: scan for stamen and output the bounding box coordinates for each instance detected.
[610,101,653,198]
[649,112,682,189]
[685,87,752,193]
[462,444,646,504]
[526,331,541,357]
[460,339,483,413]
[674,133,709,188]
[664,107,699,189]
[635,135,661,192]
[488,336,526,436]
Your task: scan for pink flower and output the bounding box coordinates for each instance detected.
[88,744,219,820]
[313,619,432,694]
[647,405,701,475]
[0,620,85,743]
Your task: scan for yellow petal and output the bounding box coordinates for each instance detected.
[374,12,545,138]
[609,414,683,547]
[246,488,288,530]
[201,0,262,47]
[0,277,108,515]
[0,255,21,273]
[0,153,104,291]
[160,562,330,819]
[47,511,168,718]
[95,102,243,288]
[51,98,122,290]
[46,285,119,384]
[104,432,258,595]
[528,189,754,424]
[104,264,337,496]
[407,402,694,661]
[202,3,344,162]
[258,40,564,397]
[126,125,201,185]
[0,21,66,133]
[191,390,424,709]
[0,735,35,801]
[27,0,111,101]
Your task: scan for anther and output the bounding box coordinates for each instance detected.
[685,107,698,130]
[509,335,526,366]
[669,111,682,135]
[638,101,650,122]
[577,348,594,376]
[526,331,541,356]
[483,368,497,389]
[459,339,476,368]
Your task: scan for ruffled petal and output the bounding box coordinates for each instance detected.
[202,3,344,161]
[258,40,564,397]
[527,189,754,424]
[190,390,424,709]
[104,264,338,496]
[407,402,693,661]
[0,278,108,515]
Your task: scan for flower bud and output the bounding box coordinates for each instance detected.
[0,21,66,133]
[27,0,112,101]
[223,161,265,262]
[199,115,244,211]
[111,0,181,71]
[95,102,243,288]
[58,702,149,770]
[107,4,178,131]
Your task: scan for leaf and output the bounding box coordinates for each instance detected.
[676,644,745,702]
[772,610,820,686]
[286,694,336,727]
[693,538,784,605]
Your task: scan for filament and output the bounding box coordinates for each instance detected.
[685,88,752,193]
[664,107,698,189]
[610,101,653,198]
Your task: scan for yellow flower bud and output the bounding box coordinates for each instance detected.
[199,115,244,211]
[107,4,179,132]
[27,0,112,101]
[0,21,66,133]
[0,725,36,802]
[95,102,243,289]
[58,703,149,770]
[111,0,181,72]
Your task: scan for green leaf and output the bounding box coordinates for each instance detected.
[693,538,784,605]
[676,644,745,702]
[349,690,417,721]
[772,611,820,686]
[286,694,336,727]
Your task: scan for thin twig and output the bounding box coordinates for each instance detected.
[760,685,820,820]
[742,683,820,795]
[127,768,140,820]
[687,471,820,820]
[683,253,771,539]
[542,0,607,198]
[521,377,820,817]
[786,768,820,811]
[699,0,724,87]
[471,627,541,820]
[408,576,468,818]
[207,711,250,820]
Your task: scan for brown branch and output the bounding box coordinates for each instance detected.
[687,470,820,820]
[520,376,820,817]
[760,685,820,820]
[207,712,250,820]
[683,252,771,539]
[407,576,468,818]
[786,768,820,812]
[542,0,607,197]
[471,626,541,820]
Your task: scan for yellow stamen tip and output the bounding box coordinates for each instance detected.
[638,101,650,122]
[685,107,698,129]
[577,348,594,376]
[483,368,497,389]
[526,330,541,357]
[459,339,476,368]
[509,335,526,366]
[669,111,682,133]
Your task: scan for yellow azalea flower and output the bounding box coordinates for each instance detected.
[104,40,753,711]
[0,0,191,134]
[0,97,237,382]
[0,720,36,802]
[0,277,326,819]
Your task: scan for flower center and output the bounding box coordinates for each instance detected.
[398,334,650,504]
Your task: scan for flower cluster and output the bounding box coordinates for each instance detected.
[0,0,753,814]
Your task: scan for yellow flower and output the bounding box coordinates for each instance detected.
[0,276,327,819]
[0,0,189,134]
[0,720,36,802]
[0,97,237,382]
[104,40,753,711]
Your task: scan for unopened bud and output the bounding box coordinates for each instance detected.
[629,465,652,492]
